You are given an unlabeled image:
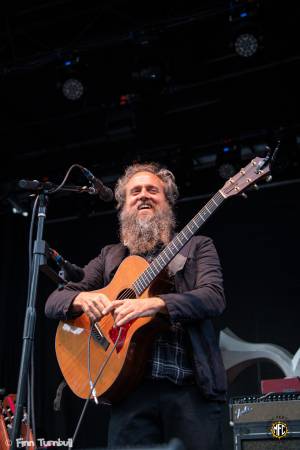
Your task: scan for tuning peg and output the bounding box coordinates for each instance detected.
[253,184,259,190]
[241,192,248,199]
[266,175,272,183]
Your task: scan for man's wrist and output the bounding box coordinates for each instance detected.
[153,296,168,314]
[71,294,84,312]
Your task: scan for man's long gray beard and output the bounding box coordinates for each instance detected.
[119,207,176,255]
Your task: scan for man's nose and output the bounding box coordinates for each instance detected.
[137,189,150,200]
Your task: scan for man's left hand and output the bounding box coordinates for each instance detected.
[102,297,167,327]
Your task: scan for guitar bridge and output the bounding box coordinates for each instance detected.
[91,324,109,351]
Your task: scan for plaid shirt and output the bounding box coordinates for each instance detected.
[146,322,195,385]
[139,246,195,385]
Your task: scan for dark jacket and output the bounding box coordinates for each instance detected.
[45,235,227,401]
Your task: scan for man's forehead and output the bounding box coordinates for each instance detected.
[126,171,163,188]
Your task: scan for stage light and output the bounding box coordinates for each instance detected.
[229,0,261,58]
[217,143,241,180]
[8,198,28,217]
[57,53,86,101]
[61,78,84,101]
[234,32,258,57]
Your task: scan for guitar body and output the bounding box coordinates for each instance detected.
[0,413,10,450]
[55,255,168,402]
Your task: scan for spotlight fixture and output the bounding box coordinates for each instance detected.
[234,32,258,57]
[216,143,241,180]
[57,53,86,101]
[229,0,262,58]
[62,78,84,101]
[7,198,29,217]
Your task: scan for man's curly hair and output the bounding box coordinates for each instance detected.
[115,162,179,210]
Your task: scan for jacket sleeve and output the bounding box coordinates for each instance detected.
[159,237,225,323]
[44,249,105,320]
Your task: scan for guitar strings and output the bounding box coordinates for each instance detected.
[96,286,139,329]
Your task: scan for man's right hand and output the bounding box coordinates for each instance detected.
[71,292,111,322]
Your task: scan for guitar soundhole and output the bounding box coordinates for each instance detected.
[117,288,136,300]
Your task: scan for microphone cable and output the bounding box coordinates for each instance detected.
[46,164,84,195]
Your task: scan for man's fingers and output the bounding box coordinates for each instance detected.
[103,299,126,315]
[82,300,103,321]
[81,295,129,318]
[91,298,104,315]
[80,296,160,326]
[90,303,103,320]
[97,294,111,309]
[114,303,139,325]
[115,311,138,327]
[82,305,97,322]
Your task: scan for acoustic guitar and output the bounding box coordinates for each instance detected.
[55,155,272,402]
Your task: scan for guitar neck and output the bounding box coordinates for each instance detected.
[132,190,226,295]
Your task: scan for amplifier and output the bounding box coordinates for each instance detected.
[230,393,300,450]
[230,392,300,423]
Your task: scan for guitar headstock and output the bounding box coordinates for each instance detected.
[219,156,272,198]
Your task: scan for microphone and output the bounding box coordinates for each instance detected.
[18,179,54,191]
[49,248,85,282]
[80,167,114,202]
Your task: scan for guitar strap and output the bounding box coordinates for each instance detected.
[167,239,193,276]
[104,238,193,284]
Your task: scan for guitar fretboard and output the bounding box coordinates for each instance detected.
[132,190,225,295]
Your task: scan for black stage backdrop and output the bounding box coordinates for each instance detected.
[0,180,299,448]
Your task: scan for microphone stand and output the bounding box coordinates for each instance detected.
[10,183,92,450]
[10,192,48,450]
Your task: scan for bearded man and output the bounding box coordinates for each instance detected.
[45,162,227,450]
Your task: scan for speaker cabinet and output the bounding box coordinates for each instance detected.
[234,423,300,450]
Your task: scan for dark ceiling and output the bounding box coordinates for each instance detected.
[1,0,300,219]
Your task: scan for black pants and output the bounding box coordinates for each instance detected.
[108,379,223,450]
